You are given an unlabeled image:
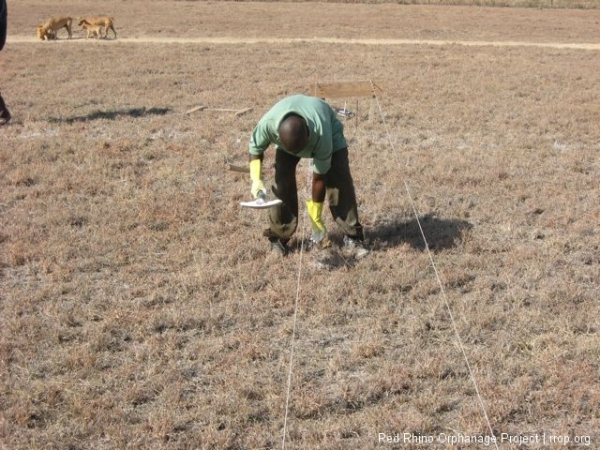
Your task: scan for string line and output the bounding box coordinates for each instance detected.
[371,83,499,449]
[281,162,311,449]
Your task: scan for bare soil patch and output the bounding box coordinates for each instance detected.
[8,35,600,50]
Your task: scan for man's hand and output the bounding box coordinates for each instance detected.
[251,180,267,199]
[306,199,327,243]
[249,158,267,199]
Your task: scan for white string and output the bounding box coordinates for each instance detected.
[281,162,311,449]
[372,85,500,449]
[404,184,499,449]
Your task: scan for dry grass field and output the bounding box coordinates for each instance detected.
[1,1,600,449]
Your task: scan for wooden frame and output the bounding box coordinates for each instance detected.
[185,105,253,117]
[312,80,383,99]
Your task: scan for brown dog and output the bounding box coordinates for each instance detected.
[36,26,55,41]
[78,16,117,39]
[36,16,73,40]
[78,19,103,39]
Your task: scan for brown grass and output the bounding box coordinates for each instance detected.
[2,1,600,449]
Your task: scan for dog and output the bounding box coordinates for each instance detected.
[79,19,103,39]
[78,16,117,39]
[36,16,73,40]
[36,26,55,41]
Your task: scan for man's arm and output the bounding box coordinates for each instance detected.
[249,115,275,157]
[311,172,327,203]
[307,171,328,244]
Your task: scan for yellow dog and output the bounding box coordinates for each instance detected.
[79,19,103,39]
[78,16,117,39]
[36,16,73,40]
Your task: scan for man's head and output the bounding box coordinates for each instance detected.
[278,113,308,154]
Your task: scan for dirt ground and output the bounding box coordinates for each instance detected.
[1,2,600,450]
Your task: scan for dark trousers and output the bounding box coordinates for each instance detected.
[1,0,7,51]
[1,0,10,123]
[0,92,9,119]
[266,148,364,242]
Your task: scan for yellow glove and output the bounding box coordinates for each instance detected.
[249,158,266,199]
[306,200,326,243]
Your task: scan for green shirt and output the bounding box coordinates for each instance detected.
[249,94,347,174]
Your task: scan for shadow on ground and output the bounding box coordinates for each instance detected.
[369,214,473,251]
[48,107,171,124]
[277,215,472,271]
